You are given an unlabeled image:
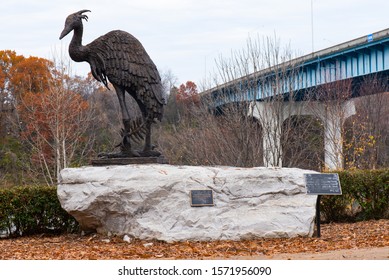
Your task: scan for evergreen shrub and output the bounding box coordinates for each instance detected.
[0,186,78,237]
[321,169,389,222]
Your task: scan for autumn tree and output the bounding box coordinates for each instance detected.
[177,81,199,106]
[0,50,24,95]
[0,64,10,137]
[162,86,181,125]
[161,80,199,125]
[9,56,54,97]
[0,52,55,137]
[0,51,52,185]
[0,50,24,137]
[0,67,4,94]
[17,61,94,184]
[0,50,127,185]
[344,76,389,169]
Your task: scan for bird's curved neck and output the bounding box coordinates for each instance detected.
[69,25,87,62]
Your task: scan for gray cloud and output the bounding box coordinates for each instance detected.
[1,0,388,85]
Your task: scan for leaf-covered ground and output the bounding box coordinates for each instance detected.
[0,220,387,260]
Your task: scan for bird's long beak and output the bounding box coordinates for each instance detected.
[59,26,72,40]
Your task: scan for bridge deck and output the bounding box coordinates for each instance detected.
[202,28,389,105]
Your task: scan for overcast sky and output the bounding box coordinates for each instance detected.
[1,0,388,87]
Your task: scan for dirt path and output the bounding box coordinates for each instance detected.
[228,246,389,260]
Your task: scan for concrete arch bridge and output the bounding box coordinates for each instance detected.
[200,28,389,170]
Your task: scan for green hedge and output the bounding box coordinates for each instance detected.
[321,169,389,222]
[0,186,78,237]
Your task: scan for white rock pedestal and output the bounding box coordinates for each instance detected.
[58,165,318,242]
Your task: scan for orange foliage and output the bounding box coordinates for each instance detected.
[0,50,54,107]
[1,49,95,181]
[177,81,199,105]
[0,50,26,91]
[0,50,24,72]
[0,67,4,90]
[18,86,89,165]
[10,56,53,95]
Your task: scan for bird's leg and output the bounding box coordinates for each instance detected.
[143,119,152,153]
[140,117,161,157]
[114,85,130,121]
[113,85,139,157]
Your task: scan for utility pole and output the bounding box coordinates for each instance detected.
[311,0,315,53]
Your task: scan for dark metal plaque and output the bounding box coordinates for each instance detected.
[305,173,342,195]
[190,190,214,207]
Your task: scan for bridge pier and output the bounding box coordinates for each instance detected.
[320,100,356,170]
[251,102,283,168]
[250,100,356,170]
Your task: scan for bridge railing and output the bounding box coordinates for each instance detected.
[201,28,389,108]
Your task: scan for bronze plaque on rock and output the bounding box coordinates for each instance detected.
[190,190,214,207]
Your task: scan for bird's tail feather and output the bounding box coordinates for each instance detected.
[124,118,146,143]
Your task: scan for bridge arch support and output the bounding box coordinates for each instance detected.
[250,99,356,170]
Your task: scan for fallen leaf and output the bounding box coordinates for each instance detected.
[0,220,387,260]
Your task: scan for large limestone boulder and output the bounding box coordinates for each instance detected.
[58,165,317,242]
